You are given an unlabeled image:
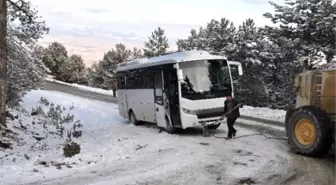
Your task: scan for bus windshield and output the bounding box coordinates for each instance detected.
[179,59,232,100]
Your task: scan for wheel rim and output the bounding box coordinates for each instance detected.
[294,118,316,146]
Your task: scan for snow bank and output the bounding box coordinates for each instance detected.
[0,90,123,185]
[45,76,116,97]
[240,106,286,123]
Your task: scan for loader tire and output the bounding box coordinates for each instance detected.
[285,107,295,127]
[287,106,332,157]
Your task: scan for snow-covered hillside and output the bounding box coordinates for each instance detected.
[0,89,293,185]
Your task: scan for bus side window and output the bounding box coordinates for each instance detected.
[229,65,239,81]
[117,72,126,89]
[154,72,163,105]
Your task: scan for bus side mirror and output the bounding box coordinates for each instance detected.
[228,61,243,76]
[238,65,243,76]
[177,69,184,80]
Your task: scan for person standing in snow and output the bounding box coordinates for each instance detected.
[112,79,117,98]
[223,95,243,140]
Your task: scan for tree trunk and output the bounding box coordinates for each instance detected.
[0,0,7,127]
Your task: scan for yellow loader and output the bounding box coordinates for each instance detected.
[285,68,335,157]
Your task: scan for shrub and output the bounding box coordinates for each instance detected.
[63,141,81,157]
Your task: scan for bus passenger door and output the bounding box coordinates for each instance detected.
[154,71,166,128]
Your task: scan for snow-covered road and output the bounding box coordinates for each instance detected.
[0,90,334,185]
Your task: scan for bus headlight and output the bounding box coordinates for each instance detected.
[182,107,196,115]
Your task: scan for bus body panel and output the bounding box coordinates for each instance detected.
[124,89,156,123]
[116,50,243,131]
[117,89,128,119]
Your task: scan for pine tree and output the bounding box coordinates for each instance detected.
[112,43,132,64]
[87,62,105,89]
[1,0,48,127]
[176,16,305,109]
[176,18,236,57]
[42,42,68,79]
[130,47,143,60]
[87,43,131,89]
[143,27,169,57]
[177,29,200,51]
[230,19,266,106]
[59,54,86,84]
[264,0,336,65]
[204,18,236,56]
[7,42,47,106]
[256,27,303,108]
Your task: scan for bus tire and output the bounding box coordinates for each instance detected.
[208,123,221,130]
[165,116,176,134]
[129,111,140,126]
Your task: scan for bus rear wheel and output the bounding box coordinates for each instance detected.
[129,111,140,126]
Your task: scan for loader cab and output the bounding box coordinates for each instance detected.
[294,72,312,108]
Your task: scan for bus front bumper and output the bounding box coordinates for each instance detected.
[181,113,223,129]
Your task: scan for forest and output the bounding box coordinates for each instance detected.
[0,0,335,128]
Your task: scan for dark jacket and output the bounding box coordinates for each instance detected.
[112,81,117,90]
[224,99,242,118]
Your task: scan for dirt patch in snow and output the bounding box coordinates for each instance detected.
[237,177,256,185]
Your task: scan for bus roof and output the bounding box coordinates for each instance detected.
[116,50,227,72]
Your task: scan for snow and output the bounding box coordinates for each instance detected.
[240,106,286,123]
[246,42,257,48]
[239,118,286,132]
[247,57,262,64]
[45,76,116,97]
[0,89,290,185]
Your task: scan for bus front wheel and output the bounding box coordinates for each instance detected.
[165,117,176,134]
[208,123,221,130]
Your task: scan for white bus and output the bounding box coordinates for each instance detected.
[116,50,243,133]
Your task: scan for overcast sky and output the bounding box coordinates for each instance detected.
[30,0,283,65]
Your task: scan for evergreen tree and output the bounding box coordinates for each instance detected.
[87,62,105,89]
[264,0,336,66]
[230,19,266,106]
[176,18,236,57]
[42,42,68,80]
[204,18,236,56]
[143,27,169,57]
[6,0,48,107]
[59,54,87,84]
[130,47,143,60]
[177,29,200,51]
[87,43,131,89]
[256,27,303,108]
[176,16,304,109]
